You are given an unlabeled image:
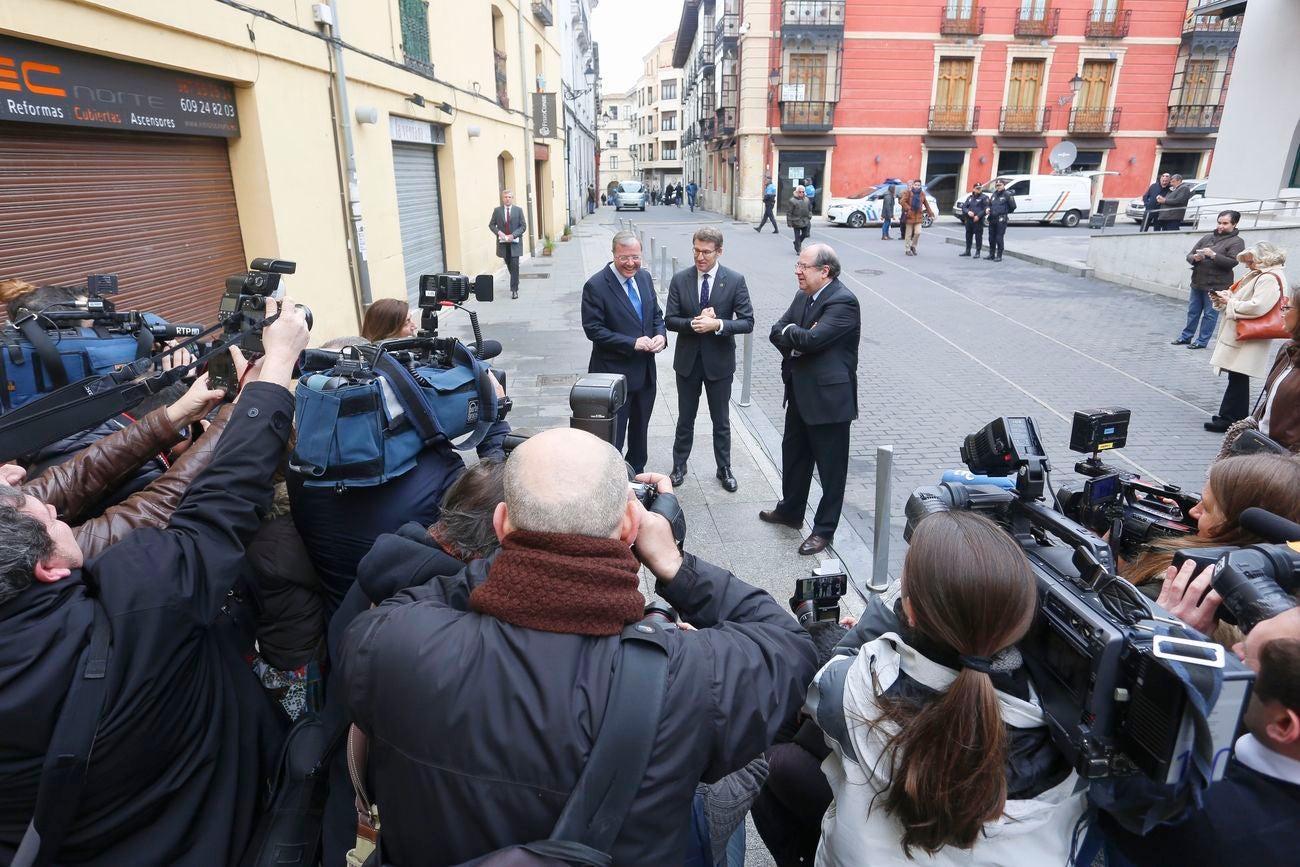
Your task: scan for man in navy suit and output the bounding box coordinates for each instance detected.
[665,227,754,492]
[581,231,667,473]
[762,244,860,555]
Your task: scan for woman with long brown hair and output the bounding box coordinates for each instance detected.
[360,298,416,342]
[1125,453,1300,635]
[808,510,1084,866]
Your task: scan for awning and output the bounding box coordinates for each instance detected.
[1073,138,1117,150]
[923,136,976,149]
[771,134,837,147]
[995,136,1047,148]
[1159,137,1216,150]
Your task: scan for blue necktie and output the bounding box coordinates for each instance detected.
[625,277,643,319]
[699,273,711,309]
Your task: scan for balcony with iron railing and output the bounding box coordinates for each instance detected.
[1085,8,1131,38]
[1014,6,1059,37]
[1069,106,1121,134]
[781,1,846,33]
[999,106,1050,134]
[928,104,979,134]
[1167,104,1223,134]
[399,0,433,75]
[715,106,737,136]
[531,0,553,26]
[780,100,836,132]
[941,4,984,36]
[1182,12,1241,47]
[700,116,716,139]
[698,34,715,73]
[715,8,740,49]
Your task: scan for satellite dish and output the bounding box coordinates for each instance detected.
[1049,141,1078,174]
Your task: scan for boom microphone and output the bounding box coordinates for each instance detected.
[1241,507,1300,544]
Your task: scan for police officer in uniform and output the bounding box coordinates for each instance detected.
[986,179,1017,262]
[958,183,990,258]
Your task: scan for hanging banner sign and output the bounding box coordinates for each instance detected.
[0,34,240,137]
[532,92,557,139]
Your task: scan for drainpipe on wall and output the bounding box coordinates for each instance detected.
[316,1,373,309]
[516,1,537,257]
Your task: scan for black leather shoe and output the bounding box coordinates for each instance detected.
[1171,338,1190,345]
[798,534,831,556]
[717,467,738,493]
[984,254,996,260]
[754,226,761,232]
[1189,342,1206,349]
[759,509,802,529]
[1204,417,1231,433]
[669,464,687,486]
[511,290,518,300]
[959,251,971,257]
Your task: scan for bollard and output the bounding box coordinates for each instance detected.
[671,256,679,278]
[661,246,669,279]
[650,236,657,263]
[738,332,754,407]
[869,446,894,593]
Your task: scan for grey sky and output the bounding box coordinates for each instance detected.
[592,0,683,94]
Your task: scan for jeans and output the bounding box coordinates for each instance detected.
[881,216,893,238]
[688,194,696,212]
[1179,288,1220,346]
[587,200,595,214]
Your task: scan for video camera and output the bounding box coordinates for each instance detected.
[907,415,1253,795]
[1051,408,1200,560]
[789,560,849,627]
[208,258,309,392]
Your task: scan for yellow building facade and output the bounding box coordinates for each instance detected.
[0,0,567,339]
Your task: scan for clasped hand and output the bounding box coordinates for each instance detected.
[691,306,720,334]
[635,335,666,352]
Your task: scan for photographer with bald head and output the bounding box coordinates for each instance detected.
[339,427,815,866]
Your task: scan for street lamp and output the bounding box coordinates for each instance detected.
[767,67,781,103]
[563,63,599,101]
[1058,73,1085,106]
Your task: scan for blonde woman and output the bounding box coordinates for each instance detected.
[1205,242,1288,432]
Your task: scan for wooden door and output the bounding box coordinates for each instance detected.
[1077,60,1114,131]
[1006,59,1044,131]
[1182,59,1215,106]
[787,54,827,102]
[935,58,973,127]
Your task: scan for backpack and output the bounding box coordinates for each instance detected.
[290,340,501,489]
[0,325,149,413]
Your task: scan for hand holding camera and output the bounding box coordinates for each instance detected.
[630,472,685,582]
[164,374,228,428]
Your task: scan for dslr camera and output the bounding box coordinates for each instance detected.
[908,414,1253,792]
[209,258,311,392]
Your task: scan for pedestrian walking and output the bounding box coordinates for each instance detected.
[880,184,896,240]
[687,179,699,212]
[651,185,660,206]
[958,183,990,258]
[787,186,812,253]
[1173,210,1245,349]
[600,192,607,206]
[803,178,817,213]
[756,179,779,233]
[587,184,597,215]
[1204,242,1288,432]
[899,180,935,256]
[489,189,526,300]
[1141,172,1171,232]
[665,227,755,493]
[1155,174,1193,231]
[986,179,1016,260]
[675,181,683,208]
[763,244,860,555]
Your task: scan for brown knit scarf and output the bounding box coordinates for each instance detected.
[469,529,645,636]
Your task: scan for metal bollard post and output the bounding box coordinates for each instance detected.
[650,236,657,263]
[671,256,679,278]
[661,246,669,279]
[738,332,754,406]
[869,446,894,593]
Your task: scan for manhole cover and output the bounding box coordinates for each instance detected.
[854,268,884,276]
[536,374,580,387]
[519,273,551,279]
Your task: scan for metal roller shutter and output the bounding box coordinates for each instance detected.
[0,123,246,326]
[392,141,446,305]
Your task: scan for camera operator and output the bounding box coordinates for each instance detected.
[1099,637,1300,866]
[0,298,309,865]
[803,510,1082,865]
[1125,454,1300,636]
[337,427,816,865]
[286,348,509,616]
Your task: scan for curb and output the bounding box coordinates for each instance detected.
[941,234,1093,277]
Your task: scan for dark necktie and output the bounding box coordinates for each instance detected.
[503,208,510,234]
[699,273,711,309]
[802,295,814,327]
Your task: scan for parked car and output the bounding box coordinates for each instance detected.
[953,173,1096,227]
[826,181,936,229]
[614,180,646,211]
[1125,179,1207,225]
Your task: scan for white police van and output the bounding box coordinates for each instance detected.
[826,181,937,229]
[954,173,1096,227]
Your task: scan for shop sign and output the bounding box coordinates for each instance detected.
[532,92,556,139]
[0,34,239,137]
[389,115,446,145]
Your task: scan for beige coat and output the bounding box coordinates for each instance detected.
[1211,265,1287,380]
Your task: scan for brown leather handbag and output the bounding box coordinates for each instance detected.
[1234,272,1291,341]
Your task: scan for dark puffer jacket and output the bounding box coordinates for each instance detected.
[338,552,817,866]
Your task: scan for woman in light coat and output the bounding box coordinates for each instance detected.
[1205,242,1288,432]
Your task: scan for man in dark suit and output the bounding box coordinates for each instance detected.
[762,244,860,555]
[665,227,755,492]
[489,190,526,299]
[581,230,667,473]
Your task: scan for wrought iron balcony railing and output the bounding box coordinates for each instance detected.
[1085,8,1131,38]
[1014,6,1059,37]
[941,5,984,36]
[780,100,836,132]
[999,106,1050,134]
[781,1,846,32]
[531,0,554,26]
[715,106,737,135]
[1167,104,1223,134]
[928,104,979,134]
[1069,106,1121,134]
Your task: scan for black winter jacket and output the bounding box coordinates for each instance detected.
[338,551,817,866]
[0,383,294,865]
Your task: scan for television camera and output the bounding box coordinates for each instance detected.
[907,414,1254,805]
[207,259,311,392]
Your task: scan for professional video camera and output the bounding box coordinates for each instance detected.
[907,415,1253,803]
[1049,408,1199,560]
[207,258,307,392]
[1,273,206,412]
[789,560,849,627]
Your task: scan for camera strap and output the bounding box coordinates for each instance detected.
[13,311,70,390]
[11,601,113,867]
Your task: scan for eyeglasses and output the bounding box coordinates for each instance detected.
[613,255,642,263]
[794,263,825,272]
[692,247,719,258]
